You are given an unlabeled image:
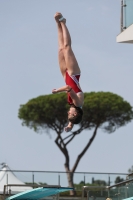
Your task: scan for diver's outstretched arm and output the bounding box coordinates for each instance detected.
[64,122,73,132]
[52,85,71,93]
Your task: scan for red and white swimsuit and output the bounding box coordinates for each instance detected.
[65,70,82,105]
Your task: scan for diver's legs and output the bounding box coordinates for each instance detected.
[60,18,81,75]
[54,13,66,78]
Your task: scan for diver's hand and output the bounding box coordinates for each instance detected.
[64,122,73,132]
[64,126,72,132]
[52,89,58,94]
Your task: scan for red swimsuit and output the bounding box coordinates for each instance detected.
[65,71,82,104]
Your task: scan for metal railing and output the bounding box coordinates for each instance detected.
[108,178,133,200]
[108,178,133,189]
[82,186,109,200]
[3,180,133,200]
[81,177,133,200]
[0,169,127,188]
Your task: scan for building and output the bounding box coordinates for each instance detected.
[116,0,133,43]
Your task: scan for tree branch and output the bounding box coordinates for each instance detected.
[63,123,87,145]
[65,134,76,145]
[63,133,74,141]
[55,134,70,170]
[65,125,85,145]
[71,124,99,173]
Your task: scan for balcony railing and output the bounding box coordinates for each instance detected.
[121,0,133,31]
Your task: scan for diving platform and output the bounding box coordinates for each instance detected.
[6,186,73,200]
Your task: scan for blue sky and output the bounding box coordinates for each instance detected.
[0,0,133,185]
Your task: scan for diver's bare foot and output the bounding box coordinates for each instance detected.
[54,12,66,24]
[54,12,62,22]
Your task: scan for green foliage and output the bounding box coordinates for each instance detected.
[114,176,124,184]
[18,93,69,133]
[18,92,133,134]
[60,181,107,197]
[74,182,91,190]
[59,190,82,197]
[128,165,133,173]
[73,179,107,191]
[59,190,107,197]
[83,92,133,132]
[91,179,107,186]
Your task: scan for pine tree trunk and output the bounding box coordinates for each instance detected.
[66,171,76,196]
